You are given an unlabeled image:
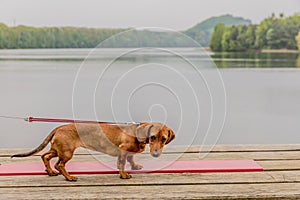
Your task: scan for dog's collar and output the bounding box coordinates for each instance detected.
[130,122,141,127]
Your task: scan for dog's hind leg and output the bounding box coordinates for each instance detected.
[41,149,59,176]
[56,151,77,181]
[54,158,61,173]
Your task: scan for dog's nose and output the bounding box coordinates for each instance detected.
[152,151,159,157]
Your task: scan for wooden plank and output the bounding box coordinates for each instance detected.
[164,144,300,153]
[175,151,300,161]
[2,154,300,172]
[259,160,300,171]
[0,171,300,188]
[1,183,300,199]
[197,144,300,152]
[145,144,300,153]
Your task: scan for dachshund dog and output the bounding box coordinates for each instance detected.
[12,122,175,181]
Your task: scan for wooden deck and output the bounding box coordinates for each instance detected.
[1,144,300,199]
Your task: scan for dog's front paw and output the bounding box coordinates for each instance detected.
[66,175,78,182]
[119,172,132,179]
[131,163,143,170]
[45,169,59,176]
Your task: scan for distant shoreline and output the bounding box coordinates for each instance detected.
[0,47,299,54]
[206,48,300,54]
[260,49,300,54]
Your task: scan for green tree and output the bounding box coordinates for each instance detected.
[0,23,8,48]
[266,28,275,48]
[245,24,256,49]
[284,14,300,49]
[235,25,249,51]
[221,27,231,51]
[255,15,274,49]
[296,31,300,50]
[210,23,226,51]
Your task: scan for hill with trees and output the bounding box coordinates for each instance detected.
[210,13,300,51]
[184,14,251,47]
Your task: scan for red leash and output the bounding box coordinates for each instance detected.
[25,116,139,125]
[0,115,139,125]
[26,116,99,123]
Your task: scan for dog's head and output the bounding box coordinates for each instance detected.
[136,122,175,157]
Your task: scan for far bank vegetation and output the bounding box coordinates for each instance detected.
[210,14,300,52]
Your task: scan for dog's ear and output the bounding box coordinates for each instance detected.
[136,124,154,143]
[165,130,175,144]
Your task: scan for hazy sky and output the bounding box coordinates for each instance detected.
[0,0,299,30]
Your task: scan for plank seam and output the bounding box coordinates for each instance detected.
[2,181,300,189]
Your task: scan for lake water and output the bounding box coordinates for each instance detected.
[1,48,300,148]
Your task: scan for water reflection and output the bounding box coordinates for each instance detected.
[212,52,300,68]
[297,54,300,68]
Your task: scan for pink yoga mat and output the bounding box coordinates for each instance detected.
[0,160,262,176]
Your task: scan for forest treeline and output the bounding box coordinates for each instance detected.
[0,23,125,48]
[0,24,197,48]
[210,14,300,52]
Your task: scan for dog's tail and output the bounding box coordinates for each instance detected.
[11,127,58,158]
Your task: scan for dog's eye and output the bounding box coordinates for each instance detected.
[161,137,166,143]
[150,135,156,141]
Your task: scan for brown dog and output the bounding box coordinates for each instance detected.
[12,122,175,181]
